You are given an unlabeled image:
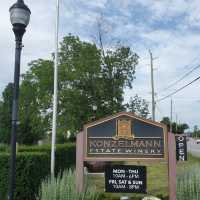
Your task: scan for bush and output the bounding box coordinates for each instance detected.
[18,143,76,175]
[0,153,9,199]
[0,152,50,200]
[39,170,99,200]
[0,143,76,200]
[177,164,200,200]
[0,144,8,152]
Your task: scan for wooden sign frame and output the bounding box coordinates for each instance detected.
[84,112,168,161]
[76,112,176,200]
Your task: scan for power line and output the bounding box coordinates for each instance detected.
[161,64,200,91]
[155,103,164,117]
[157,75,200,102]
[184,56,200,70]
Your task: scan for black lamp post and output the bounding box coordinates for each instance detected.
[8,1,30,200]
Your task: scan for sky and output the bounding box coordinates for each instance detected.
[1,0,200,130]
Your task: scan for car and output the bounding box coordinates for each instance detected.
[196,139,200,144]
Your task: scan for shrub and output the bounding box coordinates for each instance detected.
[177,164,200,200]
[0,152,50,200]
[0,144,8,152]
[0,143,76,200]
[0,153,9,199]
[18,143,76,175]
[39,170,99,200]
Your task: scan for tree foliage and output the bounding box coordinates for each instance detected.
[18,59,54,144]
[0,83,13,143]
[160,117,189,134]
[57,35,139,133]
[126,95,149,119]
[192,125,200,138]
[0,35,149,144]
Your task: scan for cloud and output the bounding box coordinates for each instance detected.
[0,0,200,128]
[79,0,107,9]
[0,0,55,95]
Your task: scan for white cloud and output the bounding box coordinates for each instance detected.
[0,0,55,97]
[80,0,107,9]
[0,0,200,128]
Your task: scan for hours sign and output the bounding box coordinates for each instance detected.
[105,165,147,193]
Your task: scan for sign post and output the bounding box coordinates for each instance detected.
[76,132,84,192]
[76,112,176,199]
[168,132,176,200]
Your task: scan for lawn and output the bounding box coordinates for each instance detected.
[87,154,200,200]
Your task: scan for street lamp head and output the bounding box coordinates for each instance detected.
[9,0,31,39]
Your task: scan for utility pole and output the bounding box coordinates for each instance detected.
[170,98,173,133]
[149,50,155,121]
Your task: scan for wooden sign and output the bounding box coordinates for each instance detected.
[105,165,147,193]
[175,135,187,161]
[76,112,176,200]
[84,112,167,161]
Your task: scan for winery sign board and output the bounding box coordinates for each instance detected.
[84,112,167,161]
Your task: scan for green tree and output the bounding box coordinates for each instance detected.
[18,59,54,144]
[126,95,149,118]
[176,123,189,134]
[57,35,139,134]
[0,83,13,143]
[160,117,189,134]
[160,117,170,131]
[192,125,200,138]
[6,35,142,143]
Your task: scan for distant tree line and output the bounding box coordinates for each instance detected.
[191,125,200,138]
[160,117,189,134]
[0,34,149,145]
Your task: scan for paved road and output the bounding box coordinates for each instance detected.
[187,138,200,157]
